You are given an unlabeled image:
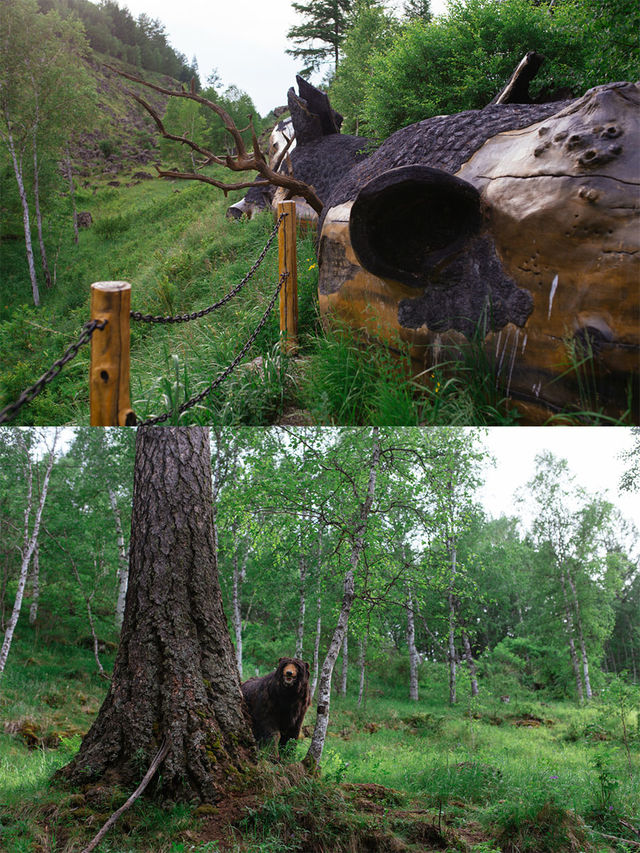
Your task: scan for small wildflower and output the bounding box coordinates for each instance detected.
[308,263,317,270]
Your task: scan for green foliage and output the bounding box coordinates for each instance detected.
[356,0,639,138]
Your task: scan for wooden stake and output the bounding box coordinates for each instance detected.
[89,281,135,426]
[278,200,298,353]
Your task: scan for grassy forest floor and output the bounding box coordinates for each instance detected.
[1,629,638,852]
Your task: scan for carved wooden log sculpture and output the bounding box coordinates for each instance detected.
[318,82,639,422]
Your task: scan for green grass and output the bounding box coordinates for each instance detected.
[0,630,638,851]
[0,172,635,426]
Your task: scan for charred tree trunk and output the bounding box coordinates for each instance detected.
[58,427,255,802]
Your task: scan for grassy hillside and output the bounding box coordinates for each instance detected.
[1,627,638,852]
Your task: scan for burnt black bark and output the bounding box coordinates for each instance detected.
[59,427,255,802]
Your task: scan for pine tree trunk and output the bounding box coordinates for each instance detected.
[305,429,381,769]
[407,586,419,701]
[462,630,479,697]
[0,432,57,674]
[109,487,129,631]
[4,115,40,306]
[58,428,255,801]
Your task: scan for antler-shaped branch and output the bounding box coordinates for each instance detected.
[105,64,323,213]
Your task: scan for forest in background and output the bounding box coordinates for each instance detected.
[0,426,639,852]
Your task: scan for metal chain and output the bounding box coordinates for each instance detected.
[130,212,287,325]
[138,272,288,425]
[0,320,107,425]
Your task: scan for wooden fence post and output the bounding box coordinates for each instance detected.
[278,200,298,352]
[89,281,135,426]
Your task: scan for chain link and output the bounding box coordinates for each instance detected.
[130,212,287,325]
[0,320,107,425]
[138,272,288,425]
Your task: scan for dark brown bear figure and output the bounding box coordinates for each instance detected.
[241,657,311,749]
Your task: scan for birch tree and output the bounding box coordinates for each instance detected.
[0,428,59,675]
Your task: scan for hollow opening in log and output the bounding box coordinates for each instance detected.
[349,166,482,288]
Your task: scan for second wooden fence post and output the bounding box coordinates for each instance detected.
[89,281,136,426]
[278,200,298,353]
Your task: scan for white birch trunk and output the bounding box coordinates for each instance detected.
[3,114,40,306]
[0,431,57,674]
[66,147,79,245]
[462,630,479,697]
[357,636,367,707]
[32,109,51,288]
[305,429,381,769]
[558,565,584,703]
[109,487,129,630]
[231,533,247,677]
[564,564,593,700]
[339,631,348,696]
[296,538,307,659]
[407,586,419,701]
[28,543,39,625]
[447,540,457,706]
[310,593,322,700]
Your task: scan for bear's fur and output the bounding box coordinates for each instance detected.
[241,657,311,749]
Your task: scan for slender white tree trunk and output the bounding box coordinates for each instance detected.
[231,533,247,677]
[66,147,79,245]
[28,543,39,625]
[564,564,593,700]
[559,566,584,703]
[0,431,58,675]
[296,538,307,659]
[109,487,129,630]
[3,114,40,306]
[306,429,380,769]
[32,111,52,289]
[447,540,457,706]
[339,631,348,696]
[462,630,479,697]
[310,592,322,700]
[407,586,419,701]
[357,636,367,707]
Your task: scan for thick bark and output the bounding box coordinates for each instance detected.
[59,428,254,802]
[108,487,129,631]
[407,587,419,702]
[306,429,381,769]
[462,630,479,698]
[3,114,40,306]
[0,432,57,674]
